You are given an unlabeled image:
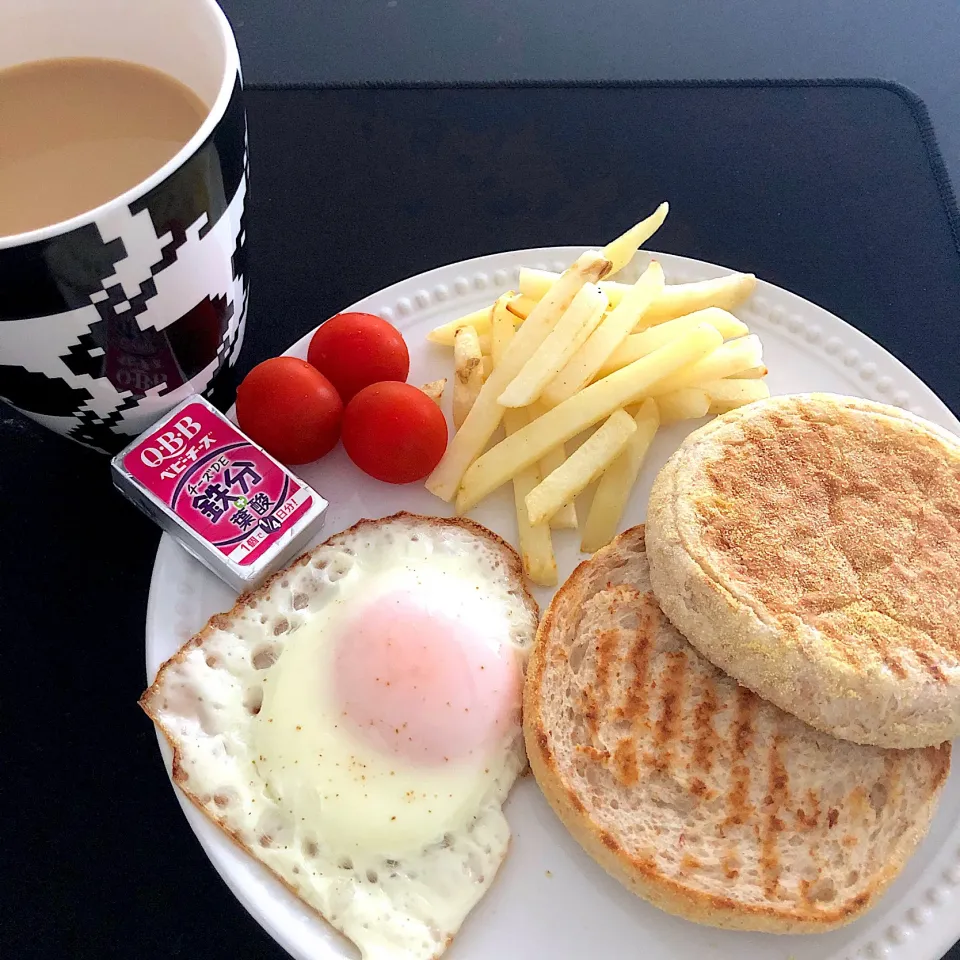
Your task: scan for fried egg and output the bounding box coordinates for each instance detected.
[141,513,539,959]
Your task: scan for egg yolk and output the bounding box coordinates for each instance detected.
[333,590,520,764]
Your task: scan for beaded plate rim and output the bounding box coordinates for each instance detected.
[147,246,960,960]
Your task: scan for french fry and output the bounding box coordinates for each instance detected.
[703,378,771,413]
[453,326,484,428]
[420,379,446,404]
[732,364,768,379]
[455,323,722,512]
[490,293,515,366]
[525,409,637,525]
[491,297,556,584]
[426,251,610,501]
[602,202,669,276]
[505,406,558,585]
[426,294,526,346]
[540,261,666,409]
[569,298,608,355]
[581,399,659,553]
[499,283,607,408]
[596,308,749,378]
[656,388,710,423]
[519,269,756,321]
[646,334,764,396]
[639,273,757,328]
[427,305,493,346]
[537,429,577,529]
[519,268,627,305]
[506,295,537,320]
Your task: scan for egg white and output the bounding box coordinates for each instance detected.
[143,515,538,960]
[254,560,521,859]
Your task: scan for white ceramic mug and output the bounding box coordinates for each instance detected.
[0,0,248,453]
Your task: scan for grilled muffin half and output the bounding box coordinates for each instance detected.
[523,525,949,932]
[647,393,960,748]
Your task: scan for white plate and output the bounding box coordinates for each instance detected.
[146,248,960,960]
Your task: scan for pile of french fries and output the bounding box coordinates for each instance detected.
[422,203,770,585]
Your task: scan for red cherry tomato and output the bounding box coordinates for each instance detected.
[307,312,410,402]
[341,381,448,484]
[236,357,343,465]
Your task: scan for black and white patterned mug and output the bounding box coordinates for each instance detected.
[0,0,247,453]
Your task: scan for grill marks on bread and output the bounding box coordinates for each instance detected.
[525,525,951,932]
[611,604,654,786]
[575,586,653,785]
[584,627,621,735]
[560,575,783,845]
[571,583,784,850]
[576,589,695,785]
[760,735,789,898]
[621,601,655,726]
[691,679,720,776]
[650,651,687,774]
[723,687,756,829]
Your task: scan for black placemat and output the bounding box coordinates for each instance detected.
[6,81,960,960]
[239,81,960,412]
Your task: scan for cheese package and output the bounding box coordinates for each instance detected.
[111,396,327,591]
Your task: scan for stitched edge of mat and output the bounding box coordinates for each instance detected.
[245,77,960,264]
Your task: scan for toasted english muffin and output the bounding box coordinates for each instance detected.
[524,525,950,933]
[646,393,960,748]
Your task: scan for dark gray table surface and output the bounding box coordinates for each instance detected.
[219,0,960,193]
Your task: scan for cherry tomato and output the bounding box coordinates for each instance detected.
[236,357,343,465]
[307,312,410,401]
[341,381,448,484]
